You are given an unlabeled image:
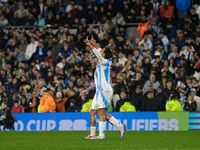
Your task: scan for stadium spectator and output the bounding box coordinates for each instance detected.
[34,14,45,31]
[184,94,197,112]
[190,88,200,111]
[20,95,28,112]
[132,50,143,62]
[113,75,129,96]
[143,74,160,95]
[57,43,72,62]
[129,72,145,93]
[137,15,150,39]
[27,91,39,113]
[0,15,8,26]
[147,9,158,24]
[179,90,187,110]
[130,85,145,111]
[155,85,168,111]
[160,0,175,22]
[141,91,158,111]
[40,88,56,113]
[2,90,13,110]
[0,101,17,131]
[66,99,79,112]
[4,75,13,92]
[48,36,63,57]
[176,0,190,19]
[11,100,24,113]
[115,91,130,111]
[25,36,39,61]
[0,0,199,114]
[33,42,47,61]
[119,101,136,112]
[66,0,76,13]
[166,92,183,111]
[138,34,153,50]
[118,51,127,67]
[45,12,54,25]
[163,79,174,98]
[14,3,29,25]
[55,91,68,112]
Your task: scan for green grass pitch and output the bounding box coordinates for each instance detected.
[0,131,199,150]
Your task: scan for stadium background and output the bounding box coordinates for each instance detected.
[0,0,200,149]
[0,0,200,130]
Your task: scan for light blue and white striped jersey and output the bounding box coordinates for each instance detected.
[93,48,112,92]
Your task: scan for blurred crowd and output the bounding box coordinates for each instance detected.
[0,0,200,113]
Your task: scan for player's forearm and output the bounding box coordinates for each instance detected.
[87,84,95,91]
[90,40,99,49]
[88,43,95,50]
[92,47,105,62]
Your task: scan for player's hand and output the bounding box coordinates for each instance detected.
[84,36,90,45]
[80,89,88,96]
[90,35,96,44]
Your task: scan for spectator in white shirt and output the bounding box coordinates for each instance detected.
[190,88,200,111]
[118,51,127,67]
[25,37,39,61]
[139,35,153,51]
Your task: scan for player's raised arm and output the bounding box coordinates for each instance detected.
[90,35,99,49]
[84,36,94,50]
[92,47,108,65]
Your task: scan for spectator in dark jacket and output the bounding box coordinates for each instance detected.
[129,72,145,94]
[2,90,13,109]
[155,85,168,111]
[65,89,79,109]
[114,75,130,96]
[27,91,39,113]
[130,85,145,111]
[167,22,177,40]
[48,37,63,57]
[115,91,130,111]
[33,42,47,61]
[66,99,79,112]
[0,101,17,130]
[57,44,72,62]
[163,79,174,98]
[141,91,158,111]
[184,94,197,112]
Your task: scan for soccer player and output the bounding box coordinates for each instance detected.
[82,37,127,139]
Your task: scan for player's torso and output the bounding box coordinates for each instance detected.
[94,63,112,91]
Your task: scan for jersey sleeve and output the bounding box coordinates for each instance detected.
[92,47,108,65]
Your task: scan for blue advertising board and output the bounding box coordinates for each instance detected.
[189,113,200,130]
[0,112,189,131]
